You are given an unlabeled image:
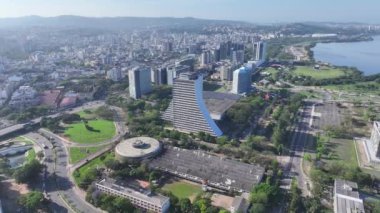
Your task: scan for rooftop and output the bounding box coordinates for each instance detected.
[203,91,240,120]
[97,178,169,206]
[115,137,161,159]
[334,179,364,213]
[149,146,264,192]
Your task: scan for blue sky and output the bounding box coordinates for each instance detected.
[0,0,379,23]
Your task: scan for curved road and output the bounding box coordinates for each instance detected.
[25,132,102,213]
[18,102,126,213]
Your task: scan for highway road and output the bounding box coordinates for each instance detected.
[36,130,102,213]
[282,101,314,196]
[24,132,69,212]
[0,100,106,139]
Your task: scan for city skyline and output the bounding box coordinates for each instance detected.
[0,0,380,23]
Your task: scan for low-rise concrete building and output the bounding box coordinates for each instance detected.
[96,178,170,213]
[333,179,364,213]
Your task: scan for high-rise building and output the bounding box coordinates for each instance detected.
[166,65,190,85]
[200,51,211,66]
[219,43,228,60]
[151,68,168,85]
[162,73,223,137]
[163,41,173,52]
[232,67,252,94]
[218,65,233,82]
[107,68,122,82]
[129,67,152,99]
[252,41,267,62]
[370,121,380,157]
[232,50,245,65]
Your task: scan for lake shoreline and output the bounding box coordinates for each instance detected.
[311,35,380,76]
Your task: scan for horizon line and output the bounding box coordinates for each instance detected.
[0,15,375,25]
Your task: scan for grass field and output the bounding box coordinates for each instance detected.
[73,152,114,185]
[69,146,108,164]
[324,138,358,168]
[264,67,280,76]
[77,110,97,119]
[323,81,380,95]
[15,136,34,145]
[162,181,202,199]
[292,66,347,80]
[64,119,116,144]
[25,149,36,163]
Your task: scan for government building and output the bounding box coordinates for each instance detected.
[162,73,223,136]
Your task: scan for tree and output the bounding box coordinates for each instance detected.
[250,203,266,213]
[0,158,10,174]
[19,191,44,212]
[216,136,229,146]
[180,198,192,213]
[36,151,44,160]
[113,197,135,213]
[13,159,43,184]
[289,180,302,213]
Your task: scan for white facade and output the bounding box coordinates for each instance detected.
[232,67,252,94]
[371,121,380,157]
[252,41,267,63]
[96,179,170,213]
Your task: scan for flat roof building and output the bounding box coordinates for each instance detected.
[333,179,364,213]
[96,178,170,213]
[162,74,223,136]
[149,146,264,192]
[203,91,240,120]
[115,137,161,163]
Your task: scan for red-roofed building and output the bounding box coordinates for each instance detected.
[40,89,63,108]
[59,96,78,108]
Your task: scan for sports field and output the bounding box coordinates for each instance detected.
[162,180,202,199]
[64,119,116,144]
[292,66,347,80]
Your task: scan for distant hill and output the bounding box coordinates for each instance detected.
[0,15,249,30]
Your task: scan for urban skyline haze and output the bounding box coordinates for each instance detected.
[0,0,379,23]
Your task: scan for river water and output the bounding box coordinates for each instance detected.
[312,36,380,75]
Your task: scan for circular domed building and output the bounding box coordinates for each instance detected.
[115,137,161,163]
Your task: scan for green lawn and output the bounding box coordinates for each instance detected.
[203,82,222,91]
[77,110,97,119]
[264,67,280,75]
[69,146,108,164]
[64,119,116,144]
[324,138,358,168]
[73,152,114,185]
[292,66,347,80]
[323,81,380,95]
[25,149,36,163]
[162,181,202,199]
[15,136,34,145]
